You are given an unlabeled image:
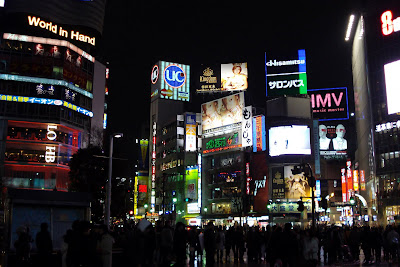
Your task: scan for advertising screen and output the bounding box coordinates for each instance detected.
[384,59,400,115]
[284,165,311,200]
[268,125,311,156]
[196,63,248,93]
[308,87,349,120]
[150,61,190,102]
[202,131,242,155]
[319,122,348,159]
[201,92,244,136]
[265,49,307,96]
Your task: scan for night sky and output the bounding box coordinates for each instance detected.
[100,0,361,141]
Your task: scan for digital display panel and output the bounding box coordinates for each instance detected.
[384,59,400,115]
[308,87,349,120]
[196,63,248,93]
[201,92,244,136]
[319,122,348,159]
[284,165,312,200]
[265,49,307,96]
[202,131,242,155]
[268,125,311,156]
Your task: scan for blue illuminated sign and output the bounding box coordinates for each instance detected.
[0,94,93,117]
[164,64,186,88]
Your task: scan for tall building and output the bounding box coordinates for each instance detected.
[348,1,400,224]
[0,2,107,191]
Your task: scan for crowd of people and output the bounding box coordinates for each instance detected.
[12,219,400,267]
[14,221,114,267]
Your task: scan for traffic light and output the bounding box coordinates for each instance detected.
[349,197,355,205]
[297,200,305,212]
[129,210,133,215]
[172,197,177,203]
[185,198,193,202]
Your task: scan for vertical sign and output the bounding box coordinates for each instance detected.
[346,159,353,201]
[242,106,253,148]
[253,115,266,152]
[316,180,321,198]
[151,122,156,211]
[360,170,366,191]
[353,170,359,191]
[185,114,197,152]
[313,120,321,175]
[246,162,251,195]
[46,125,57,163]
[198,153,202,208]
[341,168,347,202]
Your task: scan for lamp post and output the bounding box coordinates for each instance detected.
[105,133,123,228]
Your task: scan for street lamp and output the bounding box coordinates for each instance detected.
[105,133,123,228]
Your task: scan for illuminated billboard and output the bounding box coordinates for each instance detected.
[308,87,349,120]
[201,92,244,136]
[384,59,400,115]
[268,125,311,157]
[202,131,242,155]
[271,165,312,200]
[196,63,248,93]
[265,49,307,96]
[319,122,348,159]
[150,61,190,102]
[0,93,93,117]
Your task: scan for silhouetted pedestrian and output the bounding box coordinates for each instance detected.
[36,222,53,267]
[204,222,216,266]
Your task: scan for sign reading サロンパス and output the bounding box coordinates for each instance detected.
[265,49,307,96]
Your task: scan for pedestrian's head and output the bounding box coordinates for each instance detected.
[99,224,109,234]
[40,222,48,231]
[284,222,292,231]
[207,221,214,229]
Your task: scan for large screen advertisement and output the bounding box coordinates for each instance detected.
[265,49,307,96]
[201,92,244,136]
[196,63,248,93]
[284,165,311,200]
[384,59,400,115]
[308,87,349,121]
[271,165,311,200]
[268,125,311,157]
[319,122,348,159]
[150,61,190,102]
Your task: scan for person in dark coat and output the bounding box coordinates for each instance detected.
[36,222,53,267]
[173,222,187,266]
[204,222,216,267]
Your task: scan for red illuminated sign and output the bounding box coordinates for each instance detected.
[381,10,400,36]
[360,170,366,191]
[346,160,353,200]
[246,162,251,195]
[341,168,347,202]
[138,184,147,193]
[255,116,263,151]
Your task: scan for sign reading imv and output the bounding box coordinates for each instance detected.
[308,87,349,121]
[46,125,57,163]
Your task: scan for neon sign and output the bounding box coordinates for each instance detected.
[164,64,186,88]
[0,94,93,117]
[46,125,57,163]
[27,16,96,46]
[381,10,400,36]
[203,132,241,154]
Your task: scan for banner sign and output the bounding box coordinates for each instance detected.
[242,106,252,147]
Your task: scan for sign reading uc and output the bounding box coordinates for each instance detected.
[164,64,186,88]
